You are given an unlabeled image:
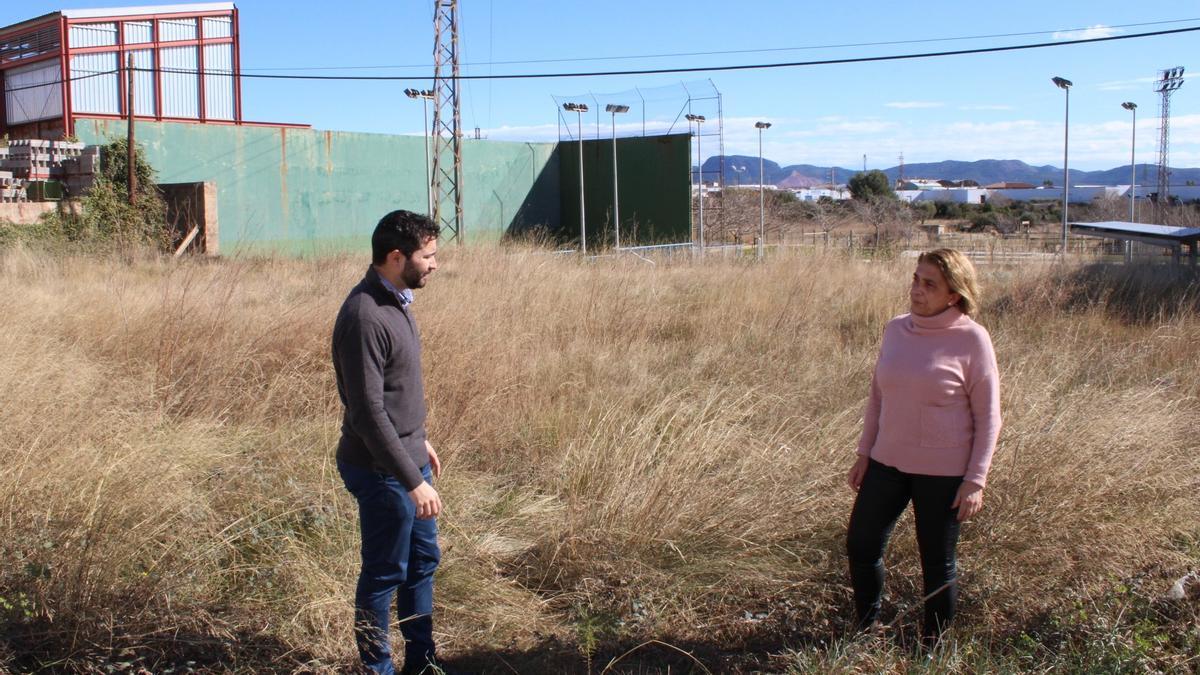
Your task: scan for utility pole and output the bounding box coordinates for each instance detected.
[126,53,136,205]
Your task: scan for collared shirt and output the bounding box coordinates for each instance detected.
[378,274,414,308]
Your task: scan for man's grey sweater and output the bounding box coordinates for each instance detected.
[332,266,429,490]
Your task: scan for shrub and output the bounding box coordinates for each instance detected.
[969,212,999,231]
[1,138,169,251]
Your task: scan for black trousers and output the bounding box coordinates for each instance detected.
[846,458,962,640]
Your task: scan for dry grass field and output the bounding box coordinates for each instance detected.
[1,242,1198,673]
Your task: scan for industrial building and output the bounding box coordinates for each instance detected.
[1,2,242,140]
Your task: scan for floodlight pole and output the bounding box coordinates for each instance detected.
[755,121,771,260]
[607,104,629,249]
[405,88,435,217]
[1122,101,1137,263]
[686,114,706,250]
[564,102,589,254]
[1053,76,1072,254]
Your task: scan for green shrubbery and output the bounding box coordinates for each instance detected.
[0,138,169,251]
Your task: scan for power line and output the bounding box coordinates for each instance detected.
[5,24,1199,93]
[240,17,1200,72]
[5,68,115,93]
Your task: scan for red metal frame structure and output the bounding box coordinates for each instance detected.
[0,3,289,140]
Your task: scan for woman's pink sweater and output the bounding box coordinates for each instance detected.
[856,307,1001,488]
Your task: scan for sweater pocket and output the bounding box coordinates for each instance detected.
[919,403,972,449]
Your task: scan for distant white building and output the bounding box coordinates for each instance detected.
[1166,185,1200,202]
[989,186,1120,203]
[896,185,1132,205]
[726,184,779,192]
[792,185,850,201]
[898,188,987,204]
[897,179,947,191]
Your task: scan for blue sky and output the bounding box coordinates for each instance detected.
[5,0,1198,170]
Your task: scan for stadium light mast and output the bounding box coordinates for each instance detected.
[1122,101,1138,221]
[1052,76,1072,254]
[1154,66,1185,214]
[1122,101,1137,263]
[606,104,630,249]
[755,121,772,260]
[564,102,589,253]
[686,113,706,250]
[405,88,435,217]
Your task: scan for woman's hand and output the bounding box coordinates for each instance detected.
[951,481,984,521]
[847,455,870,492]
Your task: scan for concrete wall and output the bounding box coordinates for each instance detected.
[989,187,1110,203]
[74,119,560,254]
[900,189,987,204]
[0,201,71,225]
[898,186,1131,205]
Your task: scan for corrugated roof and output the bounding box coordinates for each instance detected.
[1070,221,1200,246]
[1,3,235,36]
[60,3,234,19]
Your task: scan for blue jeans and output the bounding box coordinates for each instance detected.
[846,458,962,641]
[339,460,441,674]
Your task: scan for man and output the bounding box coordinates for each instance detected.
[332,210,446,675]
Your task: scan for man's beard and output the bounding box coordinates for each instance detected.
[402,266,427,289]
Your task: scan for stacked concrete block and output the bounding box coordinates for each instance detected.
[1,170,28,203]
[61,145,100,197]
[0,139,97,199]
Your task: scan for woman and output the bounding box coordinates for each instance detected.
[846,248,1001,646]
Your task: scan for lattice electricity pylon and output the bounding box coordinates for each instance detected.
[431,0,464,243]
[1154,66,1185,206]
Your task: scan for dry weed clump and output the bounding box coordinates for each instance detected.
[0,244,1197,672]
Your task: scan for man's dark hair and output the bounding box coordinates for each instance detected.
[372,210,441,264]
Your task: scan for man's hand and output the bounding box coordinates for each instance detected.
[409,481,442,520]
[425,439,442,478]
[847,455,870,492]
[951,482,984,522]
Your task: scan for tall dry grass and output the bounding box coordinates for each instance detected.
[0,242,1198,673]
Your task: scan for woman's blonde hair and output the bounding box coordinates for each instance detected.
[918,248,981,317]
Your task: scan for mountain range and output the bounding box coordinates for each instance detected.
[706,156,1200,189]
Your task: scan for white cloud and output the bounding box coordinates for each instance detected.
[1095,76,1156,92]
[885,101,944,109]
[959,104,1015,111]
[480,123,562,142]
[816,119,898,135]
[1053,24,1119,41]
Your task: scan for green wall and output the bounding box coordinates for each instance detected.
[75,119,560,254]
[559,133,691,249]
[74,120,688,254]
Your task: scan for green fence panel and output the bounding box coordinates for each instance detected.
[558,132,691,249]
[75,120,560,254]
[74,120,687,254]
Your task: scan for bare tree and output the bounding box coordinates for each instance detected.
[852,196,914,248]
